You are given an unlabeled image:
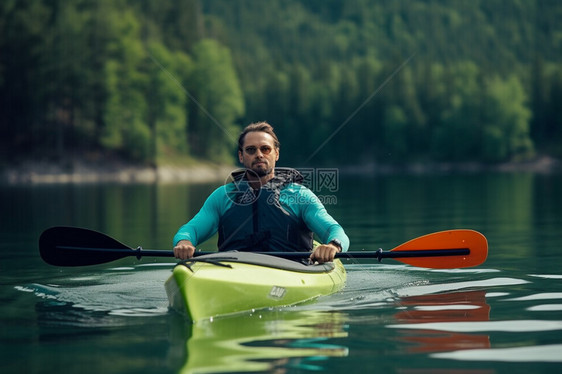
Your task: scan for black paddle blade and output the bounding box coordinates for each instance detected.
[39,226,134,266]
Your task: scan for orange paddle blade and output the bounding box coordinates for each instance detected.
[390,229,488,268]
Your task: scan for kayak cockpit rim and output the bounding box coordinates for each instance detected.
[173,251,336,274]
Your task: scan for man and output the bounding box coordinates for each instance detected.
[173,121,349,264]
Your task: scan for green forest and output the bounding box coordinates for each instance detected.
[1,0,561,167]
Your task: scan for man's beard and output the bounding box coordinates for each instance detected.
[252,165,272,177]
[249,161,273,177]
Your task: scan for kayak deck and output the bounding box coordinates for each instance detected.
[165,252,346,322]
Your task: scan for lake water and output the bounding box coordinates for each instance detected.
[1,171,562,373]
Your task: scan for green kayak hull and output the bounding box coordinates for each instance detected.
[165,252,346,322]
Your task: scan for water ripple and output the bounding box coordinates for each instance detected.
[528,274,562,279]
[388,320,562,332]
[505,292,562,301]
[394,277,529,298]
[431,344,562,362]
[527,304,562,312]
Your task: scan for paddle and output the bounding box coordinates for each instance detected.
[39,226,487,268]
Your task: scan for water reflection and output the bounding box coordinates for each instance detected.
[393,290,491,354]
[177,310,349,373]
[173,290,493,373]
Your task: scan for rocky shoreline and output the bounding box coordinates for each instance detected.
[1,160,235,185]
[342,155,562,175]
[2,156,561,185]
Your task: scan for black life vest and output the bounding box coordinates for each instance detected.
[217,168,314,252]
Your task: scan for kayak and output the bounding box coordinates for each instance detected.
[164,251,346,322]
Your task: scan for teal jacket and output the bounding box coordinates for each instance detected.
[173,168,349,252]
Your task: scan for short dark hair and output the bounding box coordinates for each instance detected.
[238,121,280,152]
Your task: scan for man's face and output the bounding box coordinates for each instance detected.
[238,131,279,178]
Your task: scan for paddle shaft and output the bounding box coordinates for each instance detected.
[56,245,469,261]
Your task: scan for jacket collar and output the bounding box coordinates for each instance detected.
[229,167,304,188]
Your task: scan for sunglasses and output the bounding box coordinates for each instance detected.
[243,145,274,155]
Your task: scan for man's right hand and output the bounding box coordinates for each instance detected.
[173,240,196,260]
